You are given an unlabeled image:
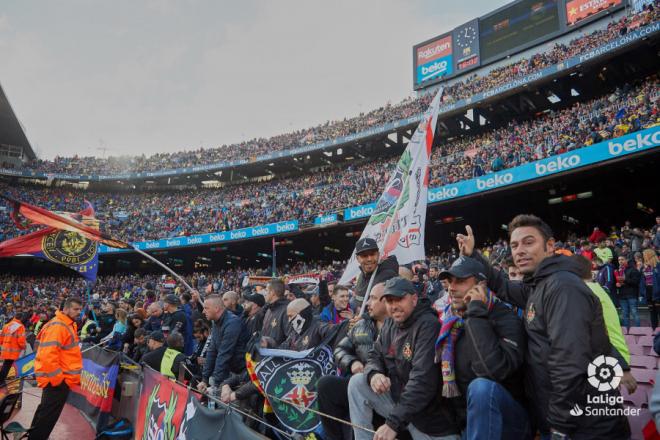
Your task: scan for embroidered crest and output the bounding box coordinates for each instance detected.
[402,342,413,361]
[526,303,536,324]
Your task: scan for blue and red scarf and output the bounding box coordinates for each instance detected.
[434,289,496,397]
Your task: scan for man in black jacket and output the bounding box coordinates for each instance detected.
[318,280,391,440]
[161,294,189,342]
[353,238,399,311]
[197,294,249,393]
[348,277,459,440]
[260,278,289,347]
[458,216,630,439]
[437,256,529,439]
[242,292,265,337]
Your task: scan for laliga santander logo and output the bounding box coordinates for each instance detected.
[587,355,623,392]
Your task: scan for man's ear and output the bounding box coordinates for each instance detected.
[545,237,556,255]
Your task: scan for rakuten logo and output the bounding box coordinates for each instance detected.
[418,42,451,61]
[429,186,459,202]
[608,131,660,156]
[476,173,513,190]
[535,155,580,175]
[421,60,448,76]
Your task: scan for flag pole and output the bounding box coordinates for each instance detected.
[358,271,377,317]
[131,247,194,292]
[272,237,276,277]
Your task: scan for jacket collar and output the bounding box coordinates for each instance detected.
[55,310,76,327]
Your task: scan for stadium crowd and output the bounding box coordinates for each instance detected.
[1,74,657,244]
[5,4,657,177]
[1,214,659,439]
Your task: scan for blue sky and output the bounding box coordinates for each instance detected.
[0,0,508,159]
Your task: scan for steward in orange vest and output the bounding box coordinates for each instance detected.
[28,297,83,440]
[0,312,26,383]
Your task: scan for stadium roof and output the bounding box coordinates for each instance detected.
[0,82,35,160]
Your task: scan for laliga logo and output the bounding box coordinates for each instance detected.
[587,355,623,392]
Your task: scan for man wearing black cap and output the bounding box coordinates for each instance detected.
[161,294,193,356]
[140,331,186,379]
[353,238,399,311]
[242,292,265,336]
[437,256,528,439]
[348,277,459,440]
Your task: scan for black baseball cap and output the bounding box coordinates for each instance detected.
[439,256,487,281]
[148,331,165,343]
[244,293,265,308]
[164,294,181,306]
[355,238,378,255]
[382,277,417,298]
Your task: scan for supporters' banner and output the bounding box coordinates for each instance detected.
[339,88,443,284]
[0,195,128,249]
[12,352,35,378]
[255,345,336,433]
[0,201,101,282]
[178,392,268,440]
[67,345,120,431]
[243,275,273,287]
[135,366,189,439]
[135,366,265,440]
[287,273,320,285]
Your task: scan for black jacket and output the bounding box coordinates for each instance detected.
[476,252,630,439]
[334,314,379,373]
[618,265,641,299]
[453,298,526,427]
[162,308,188,339]
[364,302,458,436]
[279,319,337,351]
[242,308,265,337]
[260,298,289,346]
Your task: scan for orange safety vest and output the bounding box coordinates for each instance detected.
[0,318,26,361]
[34,311,82,388]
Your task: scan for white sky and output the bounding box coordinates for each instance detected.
[0,0,508,160]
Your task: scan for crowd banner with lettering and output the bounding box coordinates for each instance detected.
[135,366,265,440]
[1,21,656,185]
[67,344,120,432]
[255,345,336,434]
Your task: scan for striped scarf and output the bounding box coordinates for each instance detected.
[245,352,272,414]
[435,289,496,397]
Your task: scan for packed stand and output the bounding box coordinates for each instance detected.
[7,4,658,177]
[1,75,657,245]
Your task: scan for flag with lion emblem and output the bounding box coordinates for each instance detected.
[0,200,100,281]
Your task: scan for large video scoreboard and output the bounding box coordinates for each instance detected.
[413,0,626,89]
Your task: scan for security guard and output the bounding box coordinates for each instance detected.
[140,331,186,379]
[0,312,26,383]
[28,297,83,440]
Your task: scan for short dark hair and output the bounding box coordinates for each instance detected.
[333,285,350,295]
[268,278,285,298]
[134,328,147,339]
[573,255,593,280]
[167,332,184,351]
[64,297,83,309]
[508,214,553,242]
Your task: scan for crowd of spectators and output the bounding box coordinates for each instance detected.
[6,4,657,177]
[1,74,656,244]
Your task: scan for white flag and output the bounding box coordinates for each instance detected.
[339,88,443,285]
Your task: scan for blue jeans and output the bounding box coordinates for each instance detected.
[465,378,531,440]
[620,297,640,328]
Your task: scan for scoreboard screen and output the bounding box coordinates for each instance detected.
[479,0,561,62]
